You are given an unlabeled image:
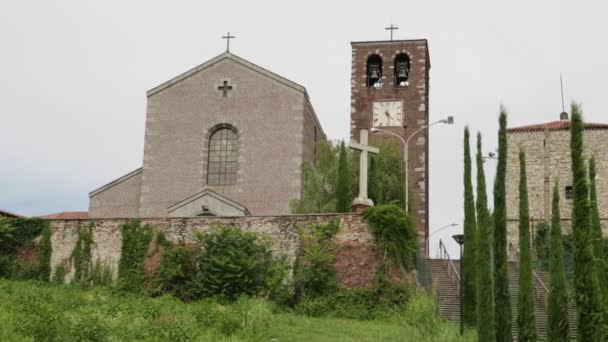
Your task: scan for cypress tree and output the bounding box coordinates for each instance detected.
[494,109,512,341]
[516,149,537,342]
[369,155,381,205]
[570,103,603,341]
[547,180,570,342]
[476,132,496,342]
[336,141,352,212]
[462,127,477,327]
[589,157,608,319]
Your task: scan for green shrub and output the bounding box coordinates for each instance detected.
[0,218,51,281]
[90,259,113,286]
[53,263,66,284]
[192,225,285,301]
[151,245,197,300]
[294,220,340,299]
[68,313,108,342]
[295,282,413,320]
[117,219,153,292]
[362,204,417,274]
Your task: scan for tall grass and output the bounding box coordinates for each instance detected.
[0,280,474,341]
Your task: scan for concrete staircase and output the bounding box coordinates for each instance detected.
[428,258,578,340]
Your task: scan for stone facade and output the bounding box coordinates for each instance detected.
[49,214,386,288]
[89,52,324,218]
[349,40,430,255]
[505,122,608,251]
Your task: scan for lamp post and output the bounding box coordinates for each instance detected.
[452,233,465,336]
[371,116,454,213]
[427,223,458,256]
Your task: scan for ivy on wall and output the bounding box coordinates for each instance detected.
[117,219,153,292]
[71,224,94,284]
[0,218,51,281]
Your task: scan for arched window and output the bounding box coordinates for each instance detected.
[394,53,410,87]
[367,54,383,88]
[207,126,238,185]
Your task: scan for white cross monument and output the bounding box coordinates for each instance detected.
[350,129,380,211]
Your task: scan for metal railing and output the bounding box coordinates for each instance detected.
[509,242,549,301]
[438,239,460,291]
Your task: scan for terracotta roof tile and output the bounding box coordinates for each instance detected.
[0,209,24,218]
[38,211,89,219]
[507,120,608,133]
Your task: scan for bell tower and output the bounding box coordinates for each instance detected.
[350,38,430,255]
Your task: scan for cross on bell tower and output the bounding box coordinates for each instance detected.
[385,24,399,40]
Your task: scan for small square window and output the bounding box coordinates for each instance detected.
[565,186,573,200]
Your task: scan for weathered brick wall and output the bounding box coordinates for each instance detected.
[350,40,430,256]
[49,214,387,288]
[506,128,608,251]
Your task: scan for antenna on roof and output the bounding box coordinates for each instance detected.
[560,74,569,121]
[560,74,565,113]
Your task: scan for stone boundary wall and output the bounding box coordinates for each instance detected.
[49,214,383,288]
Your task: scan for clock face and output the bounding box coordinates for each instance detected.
[373,101,403,127]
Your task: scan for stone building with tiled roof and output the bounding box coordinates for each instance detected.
[505,112,608,254]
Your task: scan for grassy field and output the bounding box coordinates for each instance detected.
[0,280,475,341]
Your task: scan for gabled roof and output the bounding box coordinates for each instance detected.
[147,52,308,98]
[507,120,608,133]
[89,167,142,197]
[168,188,250,217]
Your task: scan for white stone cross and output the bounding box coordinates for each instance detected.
[349,129,380,207]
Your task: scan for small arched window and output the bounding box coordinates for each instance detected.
[394,53,410,87]
[367,54,383,88]
[207,126,238,185]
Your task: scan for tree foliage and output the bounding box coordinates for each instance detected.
[366,142,405,208]
[462,126,477,327]
[291,140,404,214]
[475,132,496,342]
[570,103,603,341]
[589,157,608,314]
[193,225,286,301]
[336,141,353,212]
[547,180,570,342]
[493,109,512,342]
[291,141,355,214]
[516,150,537,342]
[117,219,153,292]
[362,204,417,273]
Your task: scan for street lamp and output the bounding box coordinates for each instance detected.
[371,116,454,213]
[452,233,465,336]
[428,223,458,256]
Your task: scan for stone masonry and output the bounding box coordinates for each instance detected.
[49,214,387,288]
[505,121,608,252]
[350,40,430,255]
[89,52,324,218]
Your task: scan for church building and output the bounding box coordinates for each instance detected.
[89,51,324,218]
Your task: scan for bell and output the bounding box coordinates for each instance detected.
[396,62,409,84]
[368,64,380,84]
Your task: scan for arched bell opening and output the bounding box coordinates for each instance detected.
[366,54,383,88]
[394,53,410,87]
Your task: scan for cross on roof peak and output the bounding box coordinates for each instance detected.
[222,32,236,52]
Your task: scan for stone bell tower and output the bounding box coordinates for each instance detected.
[350,38,430,255]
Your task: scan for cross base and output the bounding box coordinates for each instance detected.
[352,197,374,213]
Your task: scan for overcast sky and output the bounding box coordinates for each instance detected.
[1,0,606,254]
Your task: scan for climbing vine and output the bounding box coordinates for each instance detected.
[117,219,153,292]
[71,224,94,284]
[362,204,417,278]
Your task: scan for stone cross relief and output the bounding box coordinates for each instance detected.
[349,129,379,207]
